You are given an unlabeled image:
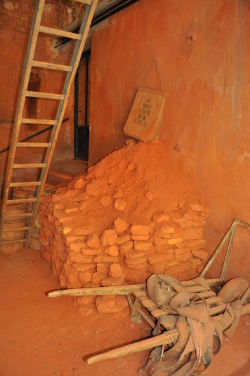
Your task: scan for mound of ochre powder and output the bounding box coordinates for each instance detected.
[40,140,209,313]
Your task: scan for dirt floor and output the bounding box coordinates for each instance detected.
[0,249,249,376]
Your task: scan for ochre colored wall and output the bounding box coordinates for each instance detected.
[89,0,250,278]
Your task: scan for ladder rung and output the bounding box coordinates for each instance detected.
[22,118,57,125]
[0,239,26,245]
[32,60,72,72]
[74,0,92,3]
[26,91,64,100]
[39,26,81,40]
[16,142,51,148]
[1,227,30,232]
[13,163,46,169]
[4,213,33,219]
[9,182,41,187]
[7,198,37,204]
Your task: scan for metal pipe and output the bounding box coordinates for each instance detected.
[92,0,139,26]
[55,0,139,47]
[85,52,90,126]
[74,67,79,159]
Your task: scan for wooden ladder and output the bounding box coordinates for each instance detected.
[0,0,98,250]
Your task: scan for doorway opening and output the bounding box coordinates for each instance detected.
[74,50,90,161]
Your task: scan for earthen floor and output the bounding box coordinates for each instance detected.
[0,249,249,376]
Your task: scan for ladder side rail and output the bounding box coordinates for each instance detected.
[26,0,99,246]
[0,0,45,241]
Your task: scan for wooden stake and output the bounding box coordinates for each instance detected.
[87,304,250,365]
[48,284,146,298]
[87,330,179,365]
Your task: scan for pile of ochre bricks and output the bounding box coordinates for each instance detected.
[40,177,209,312]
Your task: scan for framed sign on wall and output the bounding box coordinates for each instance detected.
[124,88,166,142]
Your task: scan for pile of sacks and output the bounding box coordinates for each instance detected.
[39,141,210,313]
[141,274,249,376]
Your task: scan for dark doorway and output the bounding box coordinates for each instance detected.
[74,50,90,160]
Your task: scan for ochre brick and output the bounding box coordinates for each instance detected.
[104,245,119,257]
[72,263,96,272]
[94,255,118,263]
[114,199,127,211]
[101,229,117,246]
[153,214,170,224]
[69,242,85,253]
[117,234,131,245]
[86,233,100,248]
[109,263,125,279]
[130,225,152,236]
[134,241,153,252]
[114,218,129,234]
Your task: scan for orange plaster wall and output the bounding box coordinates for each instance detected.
[89,0,250,278]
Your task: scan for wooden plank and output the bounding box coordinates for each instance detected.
[134,291,147,298]
[7,198,37,204]
[221,226,236,279]
[150,309,167,319]
[0,0,46,245]
[22,118,57,125]
[32,60,72,71]
[26,0,99,246]
[0,239,26,244]
[1,227,30,232]
[201,220,235,277]
[205,296,223,306]
[136,307,155,328]
[9,182,41,187]
[136,290,216,301]
[159,316,177,330]
[179,279,223,288]
[209,304,226,316]
[13,163,46,168]
[241,286,250,305]
[205,279,224,287]
[87,329,179,365]
[26,91,64,100]
[214,303,250,325]
[4,213,33,219]
[181,280,197,287]
[48,283,146,298]
[243,304,250,315]
[185,285,210,293]
[198,290,216,299]
[150,302,226,319]
[39,25,81,40]
[74,0,92,4]
[16,142,51,148]
[87,304,250,365]
[180,279,223,288]
[140,298,158,311]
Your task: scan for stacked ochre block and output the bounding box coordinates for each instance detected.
[39,141,210,313]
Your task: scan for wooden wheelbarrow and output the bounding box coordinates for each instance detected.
[48,218,250,368]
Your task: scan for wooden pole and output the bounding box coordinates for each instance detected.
[87,304,250,365]
[87,329,179,365]
[47,284,146,298]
